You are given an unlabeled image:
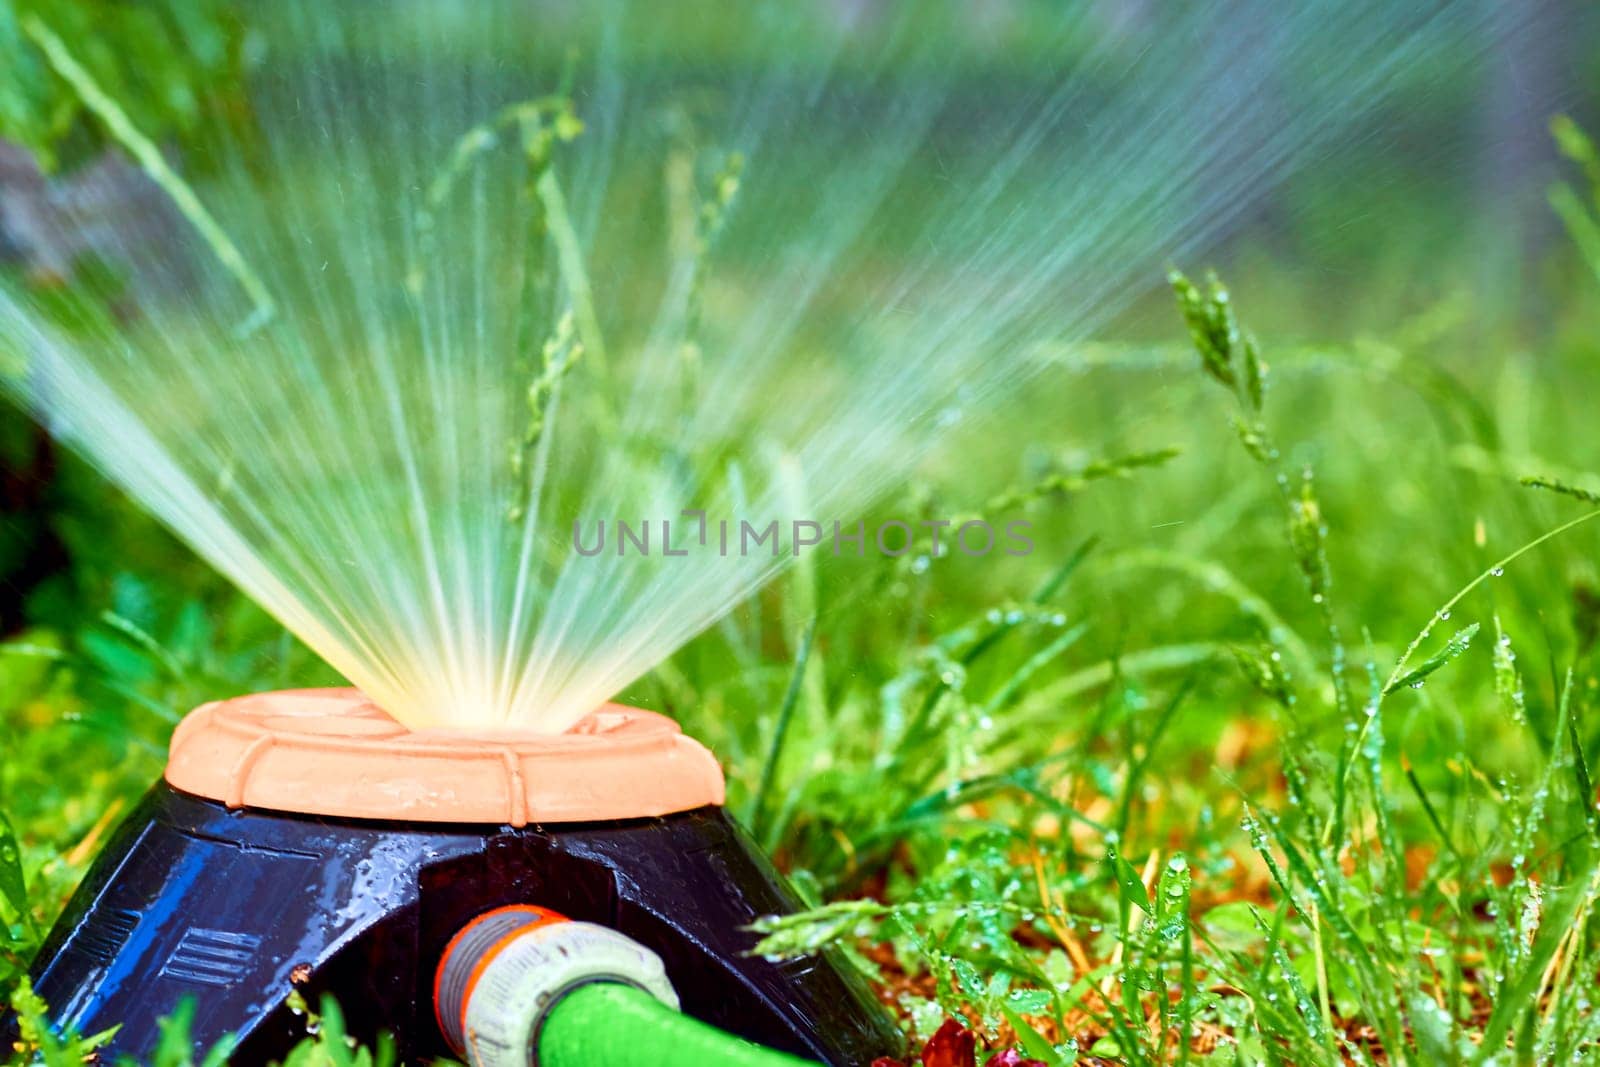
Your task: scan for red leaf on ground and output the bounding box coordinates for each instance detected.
[983,1052,1047,1067]
[921,1019,977,1067]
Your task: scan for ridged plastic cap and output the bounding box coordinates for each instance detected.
[164,688,726,826]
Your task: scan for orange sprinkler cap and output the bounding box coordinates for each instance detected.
[164,688,726,826]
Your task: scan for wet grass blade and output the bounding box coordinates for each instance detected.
[1476,847,1600,1059]
[0,811,36,940]
[747,616,817,843]
[1383,623,1479,695]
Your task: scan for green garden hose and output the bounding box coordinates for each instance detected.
[540,982,819,1067]
[435,908,822,1067]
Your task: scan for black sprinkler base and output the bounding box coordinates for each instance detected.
[13,784,903,1065]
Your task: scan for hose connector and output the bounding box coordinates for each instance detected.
[433,905,679,1066]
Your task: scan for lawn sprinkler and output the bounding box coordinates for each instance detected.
[18,689,903,1065]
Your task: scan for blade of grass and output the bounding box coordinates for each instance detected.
[537,170,613,403]
[0,810,37,940]
[747,616,816,843]
[1384,509,1600,694]
[1477,849,1600,1058]
[21,15,274,333]
[1401,753,1461,859]
[1383,623,1479,695]
[1114,674,1196,838]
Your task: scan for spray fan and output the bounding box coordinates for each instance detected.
[15,689,902,1065]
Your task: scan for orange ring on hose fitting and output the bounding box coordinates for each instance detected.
[434,905,569,1056]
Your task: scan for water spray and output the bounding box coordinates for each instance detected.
[0,1,1502,1063]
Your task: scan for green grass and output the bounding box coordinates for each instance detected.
[731,274,1600,1064]
[6,63,1600,1067]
